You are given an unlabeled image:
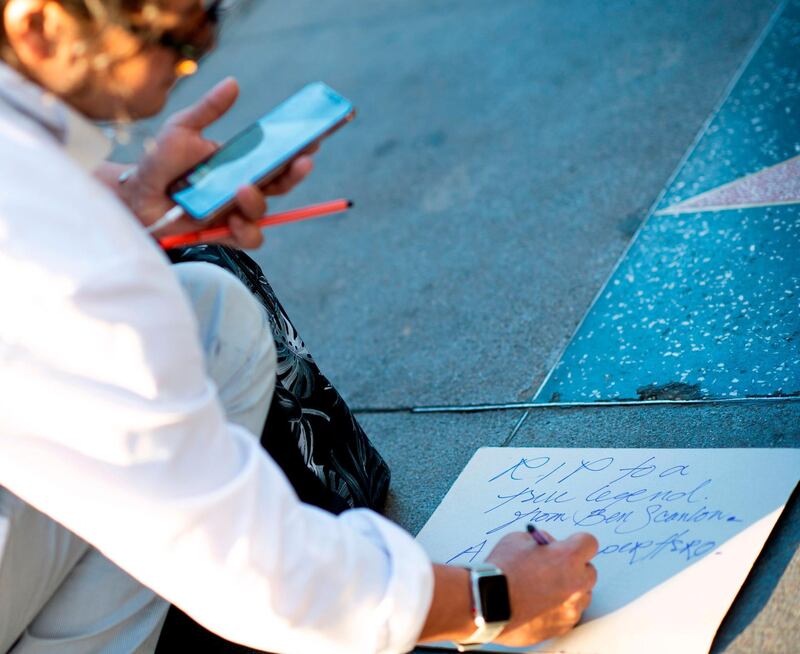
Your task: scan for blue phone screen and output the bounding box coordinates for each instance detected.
[172,82,352,219]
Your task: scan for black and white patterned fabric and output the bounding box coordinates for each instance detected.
[167,244,391,514]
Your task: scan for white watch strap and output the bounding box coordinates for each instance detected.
[455,564,510,651]
[456,621,507,652]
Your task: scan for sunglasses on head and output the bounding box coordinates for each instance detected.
[155,0,224,62]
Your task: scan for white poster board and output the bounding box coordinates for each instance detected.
[416,448,800,654]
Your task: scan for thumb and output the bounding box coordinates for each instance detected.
[168,77,239,131]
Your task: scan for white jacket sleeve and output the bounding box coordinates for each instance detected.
[0,251,433,654]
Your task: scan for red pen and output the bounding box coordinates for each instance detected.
[158,199,353,250]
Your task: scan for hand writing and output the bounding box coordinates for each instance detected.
[122,77,315,249]
[487,531,598,647]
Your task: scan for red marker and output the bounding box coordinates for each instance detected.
[158,199,353,250]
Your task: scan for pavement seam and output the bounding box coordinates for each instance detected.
[351,395,800,416]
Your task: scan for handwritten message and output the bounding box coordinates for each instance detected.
[446,452,738,568]
[416,448,800,653]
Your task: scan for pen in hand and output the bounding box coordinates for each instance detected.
[157,199,353,250]
[526,523,550,546]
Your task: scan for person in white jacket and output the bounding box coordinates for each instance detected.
[0,1,598,652]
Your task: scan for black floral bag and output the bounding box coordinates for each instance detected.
[156,245,391,653]
[167,244,391,514]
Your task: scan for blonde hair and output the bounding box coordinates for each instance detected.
[1,0,154,68]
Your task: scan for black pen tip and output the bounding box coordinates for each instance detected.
[346,200,354,208]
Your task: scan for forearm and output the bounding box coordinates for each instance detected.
[418,565,475,644]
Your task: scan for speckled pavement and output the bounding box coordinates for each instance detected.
[537,0,800,404]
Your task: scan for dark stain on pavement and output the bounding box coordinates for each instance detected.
[636,381,705,401]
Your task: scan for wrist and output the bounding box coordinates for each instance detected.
[115,164,139,209]
[456,564,511,651]
[419,565,475,643]
[93,162,136,205]
[419,563,512,648]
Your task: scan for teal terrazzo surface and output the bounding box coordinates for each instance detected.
[538,0,800,403]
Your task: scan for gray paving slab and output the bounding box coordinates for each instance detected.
[506,399,800,654]
[118,0,780,408]
[356,410,525,535]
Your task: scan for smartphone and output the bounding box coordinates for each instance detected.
[168,82,356,222]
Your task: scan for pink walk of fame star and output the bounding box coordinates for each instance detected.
[657,154,800,215]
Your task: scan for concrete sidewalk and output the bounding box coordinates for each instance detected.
[122,1,798,651]
[134,0,781,409]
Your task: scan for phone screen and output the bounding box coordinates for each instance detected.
[171,82,353,219]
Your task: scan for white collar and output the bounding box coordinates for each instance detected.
[0,63,112,172]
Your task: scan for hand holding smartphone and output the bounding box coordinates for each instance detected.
[167,82,355,223]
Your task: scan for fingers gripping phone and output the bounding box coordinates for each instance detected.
[168,82,355,222]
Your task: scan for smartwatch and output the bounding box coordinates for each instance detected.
[455,564,512,651]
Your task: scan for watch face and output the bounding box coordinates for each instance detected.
[478,574,511,623]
